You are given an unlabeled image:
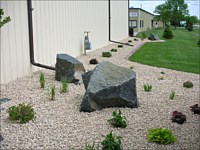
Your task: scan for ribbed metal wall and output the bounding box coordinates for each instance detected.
[0,1,128,84]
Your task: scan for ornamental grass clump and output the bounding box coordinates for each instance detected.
[39,72,45,88]
[171,111,186,124]
[102,52,112,57]
[147,128,176,144]
[60,80,68,93]
[110,49,117,52]
[7,103,36,124]
[49,85,56,100]
[101,132,122,150]
[169,91,176,100]
[144,83,152,92]
[108,109,127,128]
[183,81,193,88]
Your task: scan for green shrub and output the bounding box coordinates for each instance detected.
[141,32,147,40]
[128,40,132,43]
[129,66,134,69]
[39,72,45,88]
[0,8,11,28]
[183,81,193,88]
[169,91,176,100]
[49,85,56,100]
[110,49,117,52]
[197,40,200,47]
[7,103,36,124]
[163,26,173,39]
[160,71,165,74]
[118,45,123,48]
[102,52,112,57]
[85,142,99,150]
[108,109,127,128]
[144,84,152,92]
[185,18,193,31]
[101,132,122,150]
[60,80,68,93]
[147,128,176,144]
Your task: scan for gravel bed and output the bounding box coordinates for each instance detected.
[0,38,199,150]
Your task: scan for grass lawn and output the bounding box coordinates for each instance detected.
[129,27,200,74]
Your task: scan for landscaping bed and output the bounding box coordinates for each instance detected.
[0,38,199,149]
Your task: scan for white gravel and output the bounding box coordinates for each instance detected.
[0,38,199,150]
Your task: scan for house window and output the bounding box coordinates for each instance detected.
[129,20,137,28]
[140,20,144,28]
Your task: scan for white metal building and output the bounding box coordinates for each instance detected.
[0,0,129,84]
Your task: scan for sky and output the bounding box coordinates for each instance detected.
[129,0,200,19]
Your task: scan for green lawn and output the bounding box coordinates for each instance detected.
[129,28,200,74]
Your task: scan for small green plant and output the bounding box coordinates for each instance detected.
[85,142,99,150]
[169,91,176,100]
[108,109,127,128]
[60,80,68,93]
[160,71,165,74]
[0,8,11,28]
[39,72,45,88]
[147,128,176,144]
[183,81,193,88]
[49,85,56,100]
[129,66,134,69]
[102,52,112,57]
[101,132,122,150]
[7,103,36,124]
[163,26,173,39]
[110,49,117,52]
[144,83,152,92]
[128,40,132,43]
[158,76,164,80]
[118,45,123,48]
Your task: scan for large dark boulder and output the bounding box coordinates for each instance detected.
[55,54,85,83]
[80,61,138,112]
[148,33,160,41]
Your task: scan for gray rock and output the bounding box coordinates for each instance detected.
[148,33,160,40]
[81,61,138,112]
[55,54,85,83]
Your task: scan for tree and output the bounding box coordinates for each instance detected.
[167,0,189,29]
[0,8,11,28]
[188,16,198,24]
[154,0,189,29]
[154,3,171,27]
[185,16,193,31]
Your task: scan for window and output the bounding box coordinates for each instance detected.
[140,20,144,28]
[129,20,137,28]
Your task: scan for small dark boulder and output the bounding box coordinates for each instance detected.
[0,134,3,142]
[55,54,85,83]
[80,61,138,112]
[89,59,98,65]
[148,33,160,41]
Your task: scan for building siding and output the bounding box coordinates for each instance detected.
[0,1,128,84]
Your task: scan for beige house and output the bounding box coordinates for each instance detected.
[129,8,163,35]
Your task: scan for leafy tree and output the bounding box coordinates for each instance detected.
[186,16,198,24]
[167,0,189,29]
[154,0,189,29]
[0,8,11,28]
[154,3,171,27]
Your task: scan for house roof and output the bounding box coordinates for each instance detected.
[129,8,156,16]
